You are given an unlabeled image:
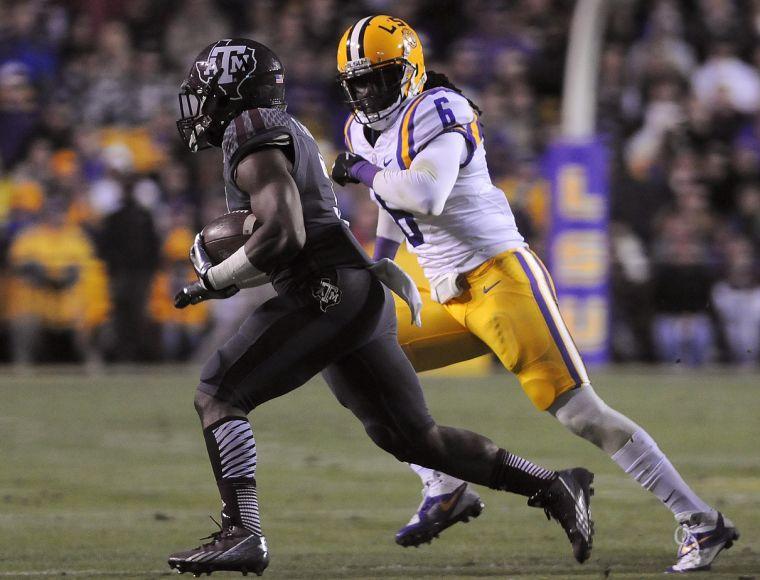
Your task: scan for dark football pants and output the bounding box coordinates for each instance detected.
[198,267,436,442]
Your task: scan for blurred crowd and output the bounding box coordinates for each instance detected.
[1,0,759,367]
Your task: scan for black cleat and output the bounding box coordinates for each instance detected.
[528,468,594,563]
[168,524,269,576]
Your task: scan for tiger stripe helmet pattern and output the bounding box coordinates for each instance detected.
[337,15,426,127]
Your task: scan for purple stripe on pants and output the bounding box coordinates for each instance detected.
[528,249,559,303]
[514,251,581,386]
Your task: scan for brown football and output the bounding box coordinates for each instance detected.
[201,209,259,264]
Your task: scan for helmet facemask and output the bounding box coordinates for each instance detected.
[339,58,416,126]
[176,70,231,152]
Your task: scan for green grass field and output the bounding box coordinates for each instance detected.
[1,367,758,579]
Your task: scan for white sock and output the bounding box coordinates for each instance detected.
[612,429,715,521]
[409,464,465,495]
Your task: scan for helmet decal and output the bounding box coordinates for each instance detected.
[194,40,258,100]
[177,38,285,152]
[336,15,426,127]
[401,28,417,55]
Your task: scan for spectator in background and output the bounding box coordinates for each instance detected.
[0,1,58,85]
[732,181,760,248]
[6,195,105,367]
[626,0,696,86]
[611,223,655,362]
[98,182,160,362]
[1,180,45,243]
[165,0,228,69]
[148,218,208,360]
[88,143,135,217]
[692,38,760,115]
[132,49,176,124]
[1,0,759,367]
[651,215,715,366]
[0,63,39,169]
[81,21,135,125]
[711,236,760,365]
[625,73,686,179]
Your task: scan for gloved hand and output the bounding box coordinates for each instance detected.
[189,233,216,289]
[174,280,239,309]
[176,233,239,308]
[331,152,380,187]
[367,258,423,327]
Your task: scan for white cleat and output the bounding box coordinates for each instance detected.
[395,481,484,547]
[666,511,739,573]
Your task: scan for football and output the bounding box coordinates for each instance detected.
[201,209,259,264]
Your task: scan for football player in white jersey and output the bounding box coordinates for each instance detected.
[331,15,738,573]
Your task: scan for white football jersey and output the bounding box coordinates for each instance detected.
[345,87,525,284]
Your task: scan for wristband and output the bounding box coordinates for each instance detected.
[352,160,382,188]
[206,246,262,289]
[373,236,401,261]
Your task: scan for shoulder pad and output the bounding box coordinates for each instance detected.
[395,88,480,168]
[343,114,356,152]
[343,114,374,157]
[222,108,292,165]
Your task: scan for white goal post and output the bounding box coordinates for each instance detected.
[561,0,612,140]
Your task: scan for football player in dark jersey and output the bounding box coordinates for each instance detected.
[167,39,596,576]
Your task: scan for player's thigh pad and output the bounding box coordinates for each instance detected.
[393,287,490,372]
[447,248,589,410]
[199,267,389,412]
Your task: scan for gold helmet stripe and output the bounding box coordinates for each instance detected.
[348,15,373,60]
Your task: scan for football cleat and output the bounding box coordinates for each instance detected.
[666,512,739,573]
[168,524,269,576]
[527,468,594,563]
[395,482,484,547]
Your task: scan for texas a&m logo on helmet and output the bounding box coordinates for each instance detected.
[194,40,258,100]
[177,38,285,152]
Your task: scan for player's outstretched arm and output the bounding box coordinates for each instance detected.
[372,132,465,215]
[332,132,466,216]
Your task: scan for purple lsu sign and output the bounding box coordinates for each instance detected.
[542,139,610,365]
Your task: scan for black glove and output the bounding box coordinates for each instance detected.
[174,280,239,309]
[331,151,366,186]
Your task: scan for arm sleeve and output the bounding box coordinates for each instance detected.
[375,206,405,242]
[223,109,296,188]
[371,131,467,216]
[373,210,404,260]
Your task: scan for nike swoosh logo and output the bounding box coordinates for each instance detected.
[383,158,392,167]
[483,280,501,293]
[438,484,466,512]
[678,533,714,557]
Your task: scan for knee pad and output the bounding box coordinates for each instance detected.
[194,387,235,425]
[549,384,638,452]
[194,388,208,417]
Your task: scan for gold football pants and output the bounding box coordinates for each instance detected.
[395,248,589,410]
